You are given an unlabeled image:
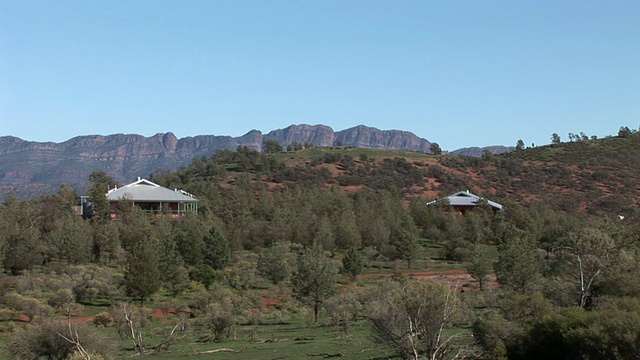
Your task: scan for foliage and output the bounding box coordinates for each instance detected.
[203,225,231,270]
[466,243,493,290]
[430,142,442,155]
[157,235,190,297]
[257,244,291,284]
[189,264,222,289]
[367,278,464,360]
[341,247,364,279]
[292,241,338,323]
[1,129,640,358]
[86,171,118,221]
[6,319,115,360]
[204,302,235,342]
[124,232,161,306]
[495,234,542,293]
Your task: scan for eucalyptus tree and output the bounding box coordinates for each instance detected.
[367,278,463,360]
[257,244,291,285]
[292,241,338,323]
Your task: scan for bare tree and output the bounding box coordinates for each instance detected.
[7,319,114,359]
[552,227,634,309]
[110,303,149,354]
[367,278,466,360]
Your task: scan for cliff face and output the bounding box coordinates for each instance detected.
[264,124,336,147]
[335,125,432,152]
[0,125,434,199]
[449,146,514,157]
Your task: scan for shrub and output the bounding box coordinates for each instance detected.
[6,319,115,359]
[92,312,113,327]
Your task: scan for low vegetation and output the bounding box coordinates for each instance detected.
[0,125,638,359]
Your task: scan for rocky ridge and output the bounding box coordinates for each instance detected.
[0,124,437,199]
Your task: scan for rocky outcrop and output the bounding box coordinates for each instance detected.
[449,146,514,157]
[0,125,435,199]
[264,124,336,147]
[335,125,431,152]
[264,124,432,152]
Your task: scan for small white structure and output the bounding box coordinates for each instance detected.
[427,190,504,213]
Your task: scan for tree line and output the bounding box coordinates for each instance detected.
[0,142,639,359]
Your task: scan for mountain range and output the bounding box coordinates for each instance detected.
[0,124,511,200]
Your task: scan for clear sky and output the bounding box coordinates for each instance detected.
[1,1,638,151]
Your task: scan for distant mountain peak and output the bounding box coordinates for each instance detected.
[0,124,435,199]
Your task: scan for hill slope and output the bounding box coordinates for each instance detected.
[153,134,639,217]
[0,124,435,199]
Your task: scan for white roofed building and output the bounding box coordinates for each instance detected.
[106,178,198,217]
[427,190,503,213]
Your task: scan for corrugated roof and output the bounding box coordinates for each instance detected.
[428,190,503,210]
[106,178,198,202]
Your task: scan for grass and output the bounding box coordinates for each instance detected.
[83,310,396,359]
[0,239,486,360]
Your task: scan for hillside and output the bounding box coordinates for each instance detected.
[0,124,438,200]
[1,130,639,359]
[152,133,640,217]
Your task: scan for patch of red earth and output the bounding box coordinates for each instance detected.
[14,314,96,324]
[250,294,282,313]
[73,316,96,324]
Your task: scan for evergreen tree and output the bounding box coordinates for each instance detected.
[91,220,124,266]
[257,244,290,284]
[87,171,117,221]
[125,233,161,306]
[293,241,338,323]
[173,215,205,266]
[158,235,190,297]
[430,142,442,155]
[203,225,230,270]
[342,247,364,280]
[2,201,45,274]
[314,215,336,251]
[495,235,541,293]
[466,243,492,291]
[391,216,421,269]
[262,140,283,154]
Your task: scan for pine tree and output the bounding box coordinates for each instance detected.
[125,233,161,306]
[342,247,364,280]
[87,171,117,221]
[293,241,338,323]
[203,226,230,270]
[158,236,190,297]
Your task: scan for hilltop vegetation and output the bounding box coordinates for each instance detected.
[153,126,640,218]
[0,126,638,359]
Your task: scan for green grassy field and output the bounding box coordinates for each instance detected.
[0,238,487,359]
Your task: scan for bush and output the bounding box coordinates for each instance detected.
[6,319,115,359]
[92,312,113,327]
[189,264,222,289]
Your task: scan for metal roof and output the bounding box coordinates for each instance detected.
[428,190,503,210]
[106,178,198,203]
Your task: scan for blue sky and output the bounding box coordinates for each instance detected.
[1,1,638,150]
